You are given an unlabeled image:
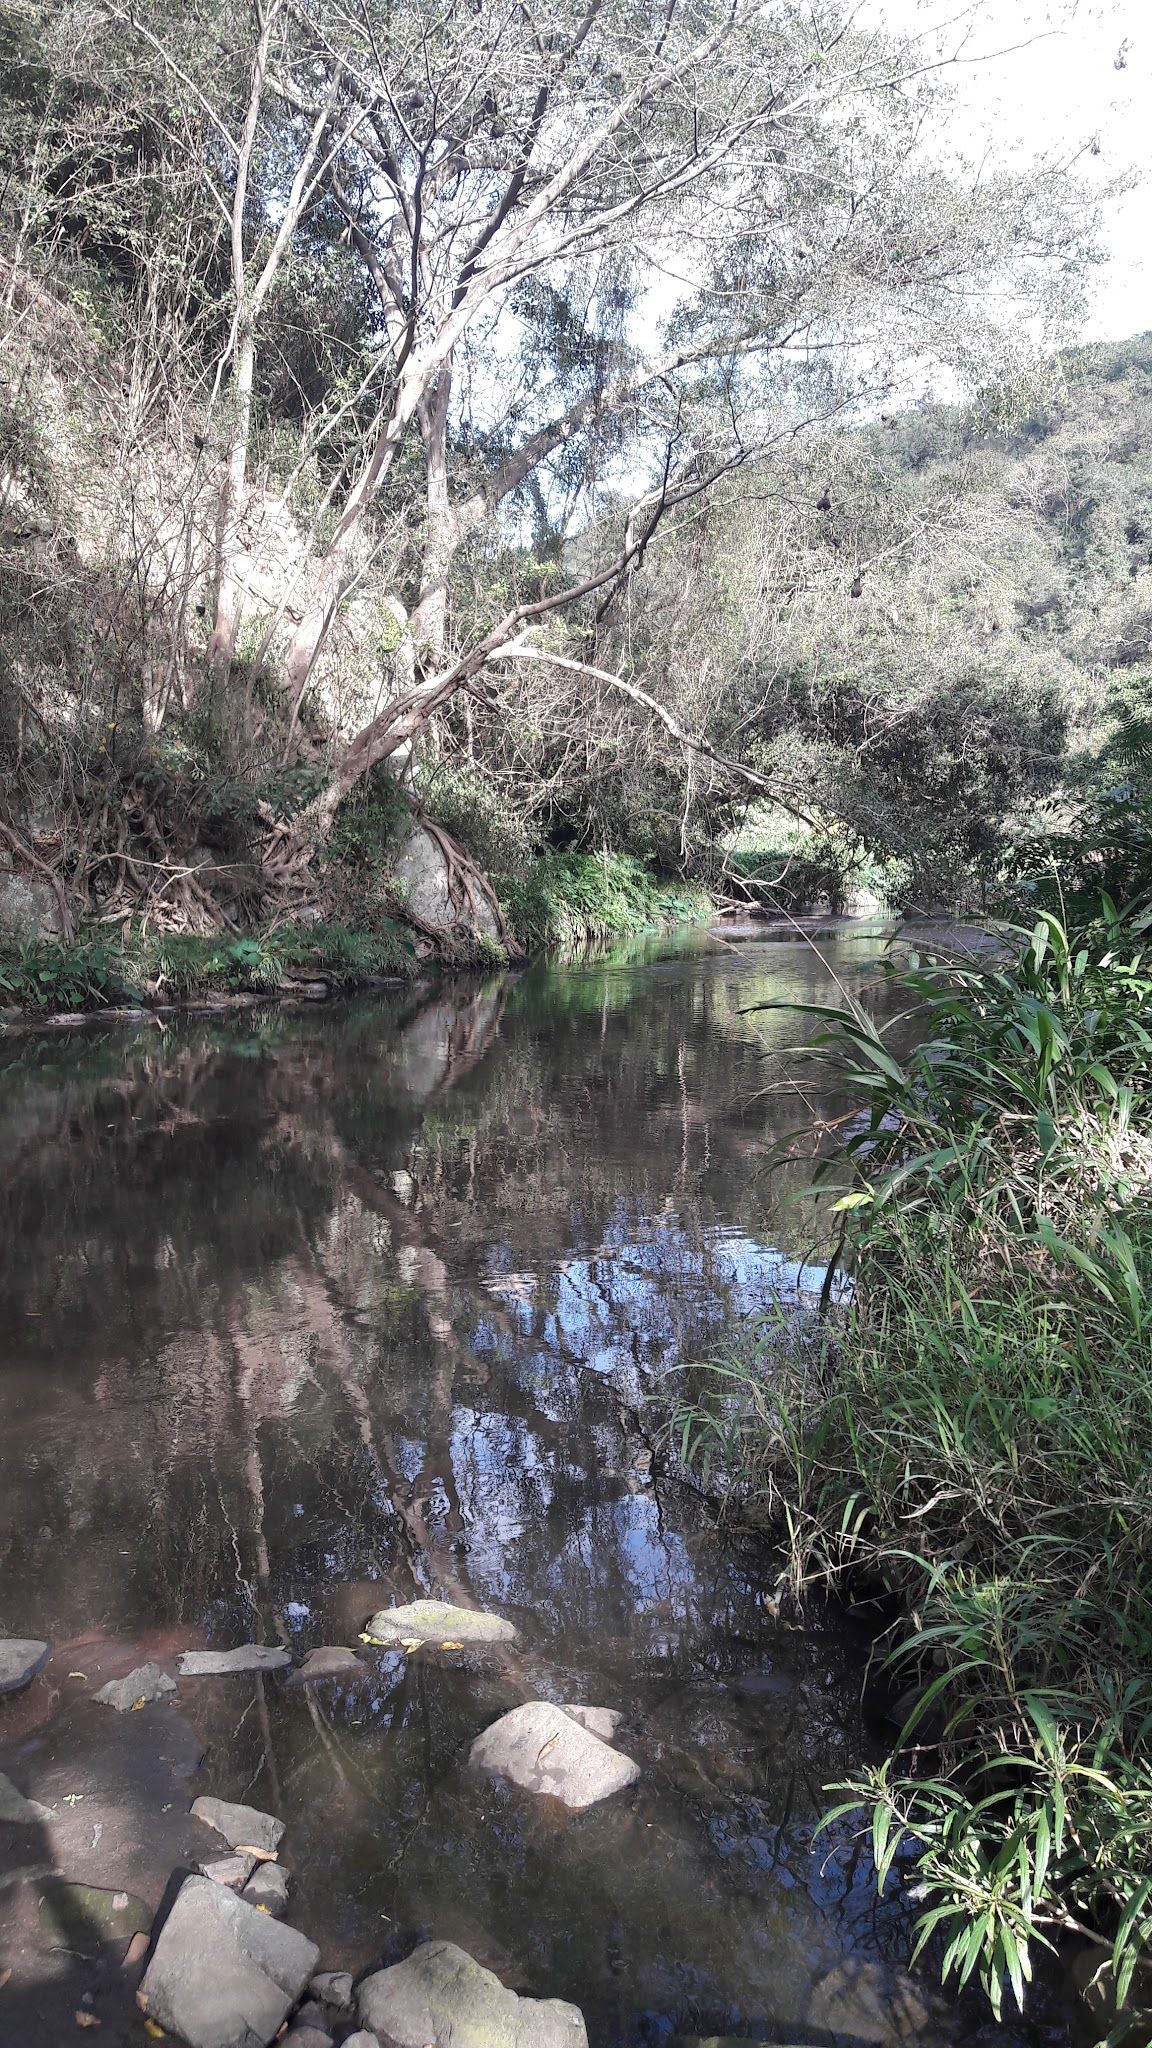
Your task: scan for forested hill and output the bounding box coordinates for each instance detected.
[636,331,1152,910]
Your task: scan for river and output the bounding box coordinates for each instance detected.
[0,923,1076,2045]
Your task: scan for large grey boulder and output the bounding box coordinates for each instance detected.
[0,864,62,942]
[178,1645,291,1676]
[139,1876,318,2048]
[392,827,501,941]
[0,1638,49,1695]
[358,1939,587,2048]
[190,1796,285,1856]
[468,1701,640,1810]
[93,1662,177,1711]
[363,1600,516,1647]
[0,1771,51,1824]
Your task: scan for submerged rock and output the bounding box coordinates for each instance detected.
[468,1700,640,1810]
[0,1770,51,1824]
[358,1938,587,2048]
[363,1599,517,1646]
[140,1875,318,2048]
[242,1859,289,1915]
[178,1645,292,1676]
[93,1662,177,1711]
[808,1959,955,2046]
[286,1646,368,1686]
[0,1637,49,1695]
[190,1795,285,1856]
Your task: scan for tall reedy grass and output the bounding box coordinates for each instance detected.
[669,900,1152,2038]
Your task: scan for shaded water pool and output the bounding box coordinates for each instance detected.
[0,925,1075,2044]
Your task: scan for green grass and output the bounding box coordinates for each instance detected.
[499,850,710,950]
[0,919,417,1013]
[668,901,1152,2038]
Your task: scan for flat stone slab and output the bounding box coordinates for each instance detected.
[808,1960,954,2047]
[191,1795,285,1855]
[286,1646,368,1686]
[0,1769,51,1823]
[178,1645,292,1675]
[242,1860,289,1915]
[468,1701,640,1810]
[38,1878,152,1955]
[0,1637,49,1694]
[140,1874,319,2048]
[364,1600,517,1646]
[93,1661,177,1711]
[359,1938,587,2048]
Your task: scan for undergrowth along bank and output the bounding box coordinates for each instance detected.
[498,850,710,950]
[670,901,1152,2040]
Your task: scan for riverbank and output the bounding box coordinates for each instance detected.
[672,903,1152,2040]
[0,853,714,1027]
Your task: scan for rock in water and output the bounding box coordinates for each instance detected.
[560,1705,623,1742]
[363,1600,517,1646]
[468,1701,640,1810]
[286,1647,368,1686]
[140,1875,318,2048]
[199,1855,258,1890]
[808,1960,955,2046]
[190,1796,285,1855]
[0,1638,49,1695]
[242,1860,289,1916]
[309,1972,354,2014]
[0,1770,52,1823]
[93,1662,177,1711]
[358,1939,587,2048]
[178,1645,292,1675]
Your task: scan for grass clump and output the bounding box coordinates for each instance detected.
[671,901,1152,2035]
[500,850,709,950]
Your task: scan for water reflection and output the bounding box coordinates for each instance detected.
[0,927,1066,2043]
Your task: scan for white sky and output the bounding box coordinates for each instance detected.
[873,0,1150,341]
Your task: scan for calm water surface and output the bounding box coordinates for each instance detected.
[0,925,1072,2044]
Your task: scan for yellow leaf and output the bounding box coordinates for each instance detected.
[255,1904,269,1913]
[399,1637,422,1653]
[144,2023,165,2039]
[68,1672,88,1681]
[131,1699,146,1711]
[439,1641,465,1651]
[358,1633,390,1647]
[233,1846,276,1862]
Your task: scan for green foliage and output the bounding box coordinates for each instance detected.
[669,903,1152,2033]
[0,918,416,1013]
[0,936,140,1009]
[326,768,411,870]
[499,851,708,951]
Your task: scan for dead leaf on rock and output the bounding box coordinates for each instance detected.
[234,1845,276,1861]
[439,1640,465,1650]
[74,2011,100,2028]
[144,2023,165,2040]
[0,1968,11,1991]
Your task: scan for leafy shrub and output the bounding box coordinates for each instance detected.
[500,850,708,949]
[0,937,140,1009]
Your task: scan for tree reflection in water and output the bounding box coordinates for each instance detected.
[0,928,1055,2043]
